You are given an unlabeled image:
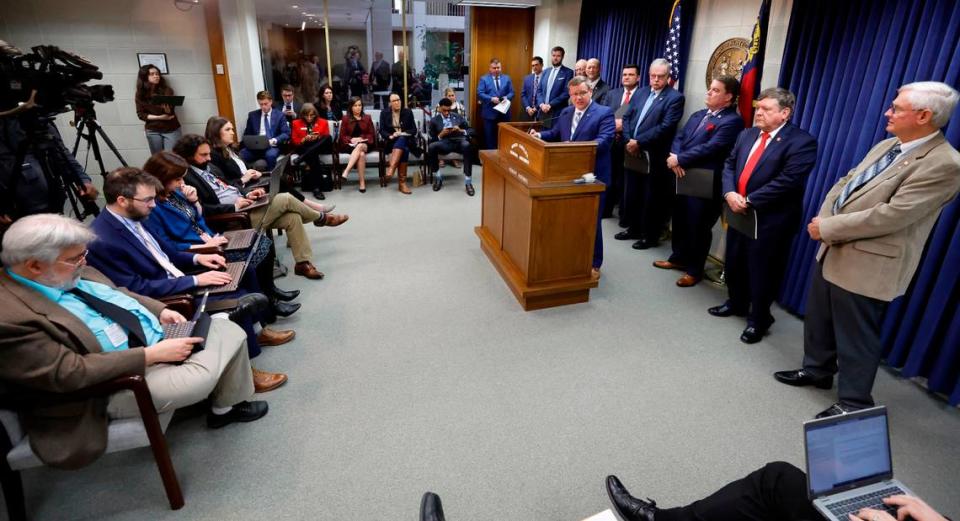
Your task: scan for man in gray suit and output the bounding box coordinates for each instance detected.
[775,81,960,418]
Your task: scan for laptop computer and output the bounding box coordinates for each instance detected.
[243,155,288,192]
[242,135,270,151]
[161,290,211,352]
[222,200,271,252]
[241,156,288,211]
[205,231,264,295]
[804,406,913,521]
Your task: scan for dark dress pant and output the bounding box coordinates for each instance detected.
[668,194,722,278]
[723,226,794,330]
[427,138,473,176]
[802,261,888,408]
[295,137,332,191]
[657,462,821,521]
[605,139,625,220]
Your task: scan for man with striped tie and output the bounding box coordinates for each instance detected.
[775,81,960,419]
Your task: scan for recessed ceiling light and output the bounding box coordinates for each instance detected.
[291,4,299,7]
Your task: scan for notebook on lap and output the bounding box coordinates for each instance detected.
[804,406,913,521]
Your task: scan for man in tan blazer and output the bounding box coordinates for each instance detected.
[0,214,268,469]
[775,81,960,418]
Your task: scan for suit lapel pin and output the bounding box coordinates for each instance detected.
[776,137,781,142]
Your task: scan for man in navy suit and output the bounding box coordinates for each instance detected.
[654,76,744,287]
[532,76,616,277]
[618,58,685,249]
[602,64,643,221]
[275,84,302,124]
[521,56,544,122]
[538,46,574,129]
[241,90,291,170]
[476,58,515,150]
[709,87,818,344]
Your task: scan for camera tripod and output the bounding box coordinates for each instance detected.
[71,104,127,179]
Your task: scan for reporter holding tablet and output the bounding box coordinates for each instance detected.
[135,64,182,154]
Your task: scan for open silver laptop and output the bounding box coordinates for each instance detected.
[804,406,913,520]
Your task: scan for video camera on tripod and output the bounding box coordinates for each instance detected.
[1,41,119,220]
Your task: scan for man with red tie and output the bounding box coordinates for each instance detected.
[708,88,818,344]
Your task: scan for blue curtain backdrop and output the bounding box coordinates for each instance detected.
[576,0,695,89]
[777,0,960,405]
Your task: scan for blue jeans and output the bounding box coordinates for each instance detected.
[145,128,182,155]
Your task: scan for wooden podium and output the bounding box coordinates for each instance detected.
[476,122,605,310]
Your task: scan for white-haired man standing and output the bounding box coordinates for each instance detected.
[775,81,960,418]
[0,214,267,469]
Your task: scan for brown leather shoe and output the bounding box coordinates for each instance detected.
[653,260,686,270]
[257,327,295,346]
[315,213,349,227]
[252,367,287,393]
[294,261,324,279]
[675,274,701,287]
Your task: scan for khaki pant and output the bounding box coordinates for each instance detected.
[250,193,321,263]
[108,318,255,417]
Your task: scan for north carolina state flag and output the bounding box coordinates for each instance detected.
[739,0,772,127]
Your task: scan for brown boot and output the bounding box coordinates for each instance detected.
[398,164,412,194]
[257,327,295,346]
[252,367,287,393]
[294,261,324,279]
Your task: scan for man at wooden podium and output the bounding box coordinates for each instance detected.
[530,76,616,278]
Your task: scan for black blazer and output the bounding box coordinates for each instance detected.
[183,166,240,216]
[378,108,417,144]
[318,102,343,122]
[209,147,247,183]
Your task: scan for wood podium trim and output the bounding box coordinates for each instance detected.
[204,0,235,124]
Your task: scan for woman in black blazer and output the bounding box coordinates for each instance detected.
[204,116,332,211]
[379,93,418,194]
[317,84,343,122]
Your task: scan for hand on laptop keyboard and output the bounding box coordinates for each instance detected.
[145,337,203,365]
[197,270,233,287]
[848,495,949,521]
[159,308,187,324]
[196,254,227,269]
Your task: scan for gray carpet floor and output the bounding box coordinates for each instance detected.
[13,166,960,521]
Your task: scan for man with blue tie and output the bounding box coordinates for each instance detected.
[654,76,744,287]
[775,81,960,418]
[531,76,616,278]
[708,88,818,344]
[521,56,544,122]
[617,59,685,250]
[241,90,291,170]
[538,46,574,129]
[476,58,514,150]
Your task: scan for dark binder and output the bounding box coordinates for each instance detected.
[150,95,185,106]
[676,168,715,199]
[724,206,758,240]
[624,150,649,173]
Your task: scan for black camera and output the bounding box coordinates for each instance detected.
[0,43,114,116]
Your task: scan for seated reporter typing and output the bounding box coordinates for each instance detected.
[0,214,267,470]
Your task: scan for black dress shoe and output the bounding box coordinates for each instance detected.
[707,303,747,317]
[207,400,269,429]
[313,189,326,200]
[631,239,658,250]
[816,402,860,419]
[272,300,301,318]
[740,326,767,344]
[433,176,443,191]
[606,475,657,521]
[271,287,300,302]
[773,369,833,389]
[465,184,475,196]
[614,231,637,241]
[420,492,446,521]
[228,293,269,323]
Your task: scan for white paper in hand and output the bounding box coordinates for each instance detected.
[581,510,618,521]
[494,98,511,114]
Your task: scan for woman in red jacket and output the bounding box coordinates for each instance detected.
[290,103,333,199]
[338,97,376,192]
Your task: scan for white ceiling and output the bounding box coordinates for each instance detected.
[254,0,375,30]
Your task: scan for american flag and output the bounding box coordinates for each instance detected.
[664,0,682,87]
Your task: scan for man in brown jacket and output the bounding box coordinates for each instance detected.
[0,214,268,469]
[775,81,960,418]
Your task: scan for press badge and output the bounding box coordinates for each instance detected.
[104,323,128,347]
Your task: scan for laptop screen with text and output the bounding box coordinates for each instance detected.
[805,412,892,497]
